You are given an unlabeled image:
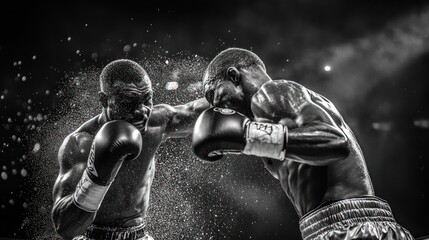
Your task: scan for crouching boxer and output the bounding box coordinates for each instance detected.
[52,59,209,240]
[192,47,414,240]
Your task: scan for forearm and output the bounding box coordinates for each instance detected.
[166,98,210,138]
[52,195,96,239]
[188,97,210,114]
[286,124,349,163]
[243,121,349,165]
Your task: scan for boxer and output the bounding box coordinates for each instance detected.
[52,59,209,240]
[192,48,414,239]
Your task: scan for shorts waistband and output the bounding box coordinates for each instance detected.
[299,196,396,240]
[83,222,146,240]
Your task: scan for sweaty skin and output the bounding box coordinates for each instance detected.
[52,89,208,239]
[218,80,374,217]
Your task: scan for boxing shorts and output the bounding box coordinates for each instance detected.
[299,196,414,240]
[73,222,153,240]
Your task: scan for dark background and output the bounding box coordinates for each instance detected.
[1,1,429,239]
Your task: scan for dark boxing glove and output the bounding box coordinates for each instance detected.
[192,107,287,161]
[73,120,142,212]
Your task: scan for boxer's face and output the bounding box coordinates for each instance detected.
[102,81,153,133]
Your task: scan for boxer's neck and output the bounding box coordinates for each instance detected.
[242,67,271,90]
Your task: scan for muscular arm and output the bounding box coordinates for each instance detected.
[151,98,210,140]
[252,80,349,165]
[52,133,94,239]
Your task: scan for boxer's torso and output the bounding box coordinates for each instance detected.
[262,125,374,217]
[71,113,166,227]
[254,80,375,217]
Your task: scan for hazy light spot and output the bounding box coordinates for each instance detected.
[372,122,393,132]
[413,119,429,128]
[1,172,7,180]
[165,82,179,91]
[67,37,71,41]
[324,65,332,71]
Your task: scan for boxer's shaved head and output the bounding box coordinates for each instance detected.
[203,48,266,104]
[100,59,152,95]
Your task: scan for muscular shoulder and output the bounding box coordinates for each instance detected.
[252,80,310,120]
[58,131,93,171]
[260,79,308,95]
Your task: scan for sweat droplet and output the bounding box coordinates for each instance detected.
[123,45,131,53]
[1,172,7,180]
[21,169,27,177]
[33,143,40,153]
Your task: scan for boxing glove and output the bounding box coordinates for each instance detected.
[73,120,142,212]
[192,107,287,161]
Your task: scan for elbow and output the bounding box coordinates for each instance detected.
[53,218,73,240]
[316,136,350,165]
[331,135,350,161]
[52,207,82,240]
[53,219,84,240]
[54,225,74,240]
[52,212,71,240]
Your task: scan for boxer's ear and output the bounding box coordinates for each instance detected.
[227,67,240,85]
[98,91,108,108]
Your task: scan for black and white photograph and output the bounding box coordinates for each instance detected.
[1,1,428,239]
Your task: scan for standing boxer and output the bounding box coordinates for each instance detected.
[52,59,209,240]
[192,48,414,239]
